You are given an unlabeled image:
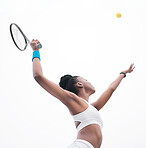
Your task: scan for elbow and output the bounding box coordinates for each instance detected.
[33,73,43,82]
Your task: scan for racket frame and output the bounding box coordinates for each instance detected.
[10,23,31,51]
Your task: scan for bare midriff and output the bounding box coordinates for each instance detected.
[76,123,102,148]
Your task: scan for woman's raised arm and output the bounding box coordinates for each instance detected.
[92,64,135,110]
[31,40,77,106]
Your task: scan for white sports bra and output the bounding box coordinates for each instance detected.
[72,98,103,132]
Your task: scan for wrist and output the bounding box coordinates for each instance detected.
[120,72,126,78]
[32,50,41,62]
[122,70,128,74]
[33,49,39,51]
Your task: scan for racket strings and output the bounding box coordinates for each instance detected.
[10,23,42,51]
[13,27,22,48]
[11,25,27,50]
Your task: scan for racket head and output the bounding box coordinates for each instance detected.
[10,23,28,51]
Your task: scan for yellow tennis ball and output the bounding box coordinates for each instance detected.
[116,12,122,18]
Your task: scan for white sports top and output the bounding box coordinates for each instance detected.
[72,98,103,132]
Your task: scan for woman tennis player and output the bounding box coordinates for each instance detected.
[31,39,135,148]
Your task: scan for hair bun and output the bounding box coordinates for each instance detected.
[59,74,72,89]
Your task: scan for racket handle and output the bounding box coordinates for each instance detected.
[37,44,42,49]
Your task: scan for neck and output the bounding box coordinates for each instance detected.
[78,90,90,102]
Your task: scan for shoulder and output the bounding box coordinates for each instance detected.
[66,93,89,115]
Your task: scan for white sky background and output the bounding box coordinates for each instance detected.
[0,0,146,147]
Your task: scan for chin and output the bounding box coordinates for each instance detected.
[91,89,96,95]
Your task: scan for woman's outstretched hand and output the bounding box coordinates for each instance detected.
[30,39,41,51]
[123,63,135,74]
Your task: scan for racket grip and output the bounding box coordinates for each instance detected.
[37,44,42,49]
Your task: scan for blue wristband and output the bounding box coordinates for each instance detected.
[32,50,41,62]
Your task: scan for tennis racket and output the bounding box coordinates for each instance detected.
[10,23,42,51]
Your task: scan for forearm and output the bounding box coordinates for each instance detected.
[108,74,125,91]
[94,64,135,110]
[108,64,135,91]
[33,58,43,78]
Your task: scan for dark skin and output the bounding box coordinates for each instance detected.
[31,39,135,148]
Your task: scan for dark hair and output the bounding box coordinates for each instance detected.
[59,74,79,95]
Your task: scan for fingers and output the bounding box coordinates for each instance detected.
[131,63,135,69]
[129,63,135,73]
[30,39,41,50]
[122,63,135,74]
[31,39,40,44]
